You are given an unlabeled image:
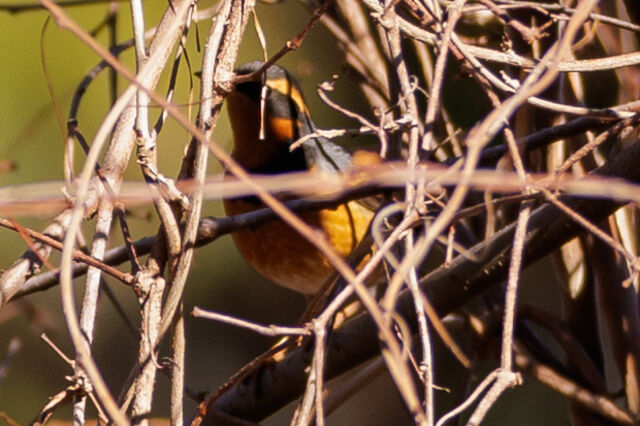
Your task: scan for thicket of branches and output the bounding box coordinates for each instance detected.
[2,0,640,425]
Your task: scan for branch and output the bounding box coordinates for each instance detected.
[201,136,640,423]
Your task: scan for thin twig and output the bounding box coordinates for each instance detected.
[192,307,311,336]
[41,0,196,423]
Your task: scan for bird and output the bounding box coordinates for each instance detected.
[223,61,375,295]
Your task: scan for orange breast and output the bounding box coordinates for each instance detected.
[224,198,373,294]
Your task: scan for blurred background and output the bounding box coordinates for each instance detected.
[0,0,570,424]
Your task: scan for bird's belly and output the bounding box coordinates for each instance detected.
[224,198,373,294]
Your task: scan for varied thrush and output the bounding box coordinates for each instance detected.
[224,61,374,295]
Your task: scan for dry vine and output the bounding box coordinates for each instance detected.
[1,0,640,425]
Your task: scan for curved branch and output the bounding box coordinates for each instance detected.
[201,137,640,423]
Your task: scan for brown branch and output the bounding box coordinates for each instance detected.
[514,349,635,424]
[0,0,128,14]
[201,135,640,423]
[0,217,135,291]
[232,0,333,85]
